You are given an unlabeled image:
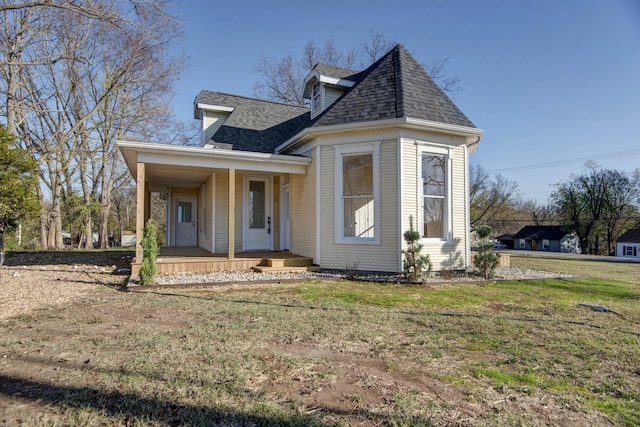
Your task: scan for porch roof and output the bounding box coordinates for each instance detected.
[117,140,310,188]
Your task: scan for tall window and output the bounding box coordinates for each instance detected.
[311,81,321,115]
[422,153,446,239]
[343,154,374,238]
[335,143,380,243]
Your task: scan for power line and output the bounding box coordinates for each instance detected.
[486,149,640,174]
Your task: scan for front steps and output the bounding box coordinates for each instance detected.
[252,256,320,273]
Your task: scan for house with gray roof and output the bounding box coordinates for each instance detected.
[118,45,484,274]
[616,228,640,258]
[512,225,581,253]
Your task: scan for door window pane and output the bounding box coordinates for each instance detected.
[249,181,265,229]
[177,201,192,223]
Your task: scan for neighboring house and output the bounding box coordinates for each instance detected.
[616,228,640,258]
[496,234,515,249]
[117,45,484,273]
[512,225,581,253]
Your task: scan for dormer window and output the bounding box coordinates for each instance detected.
[311,81,322,115]
[303,63,357,119]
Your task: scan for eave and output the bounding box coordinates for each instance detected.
[117,140,311,181]
[276,117,484,154]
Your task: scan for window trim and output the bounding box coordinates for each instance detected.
[311,81,322,117]
[418,146,453,243]
[335,142,381,244]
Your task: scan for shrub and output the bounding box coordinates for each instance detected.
[139,220,159,285]
[402,215,432,282]
[474,224,499,280]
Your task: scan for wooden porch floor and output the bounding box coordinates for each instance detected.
[131,247,313,274]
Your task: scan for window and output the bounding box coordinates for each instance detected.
[335,143,380,243]
[421,153,447,239]
[625,246,634,256]
[543,239,550,250]
[311,81,321,115]
[177,201,192,223]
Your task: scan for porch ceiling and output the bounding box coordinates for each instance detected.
[145,163,216,189]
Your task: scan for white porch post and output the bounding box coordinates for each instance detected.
[136,162,146,263]
[228,168,235,260]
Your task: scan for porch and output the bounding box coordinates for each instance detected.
[131,246,319,275]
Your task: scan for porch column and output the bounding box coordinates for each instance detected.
[228,168,235,260]
[136,162,146,262]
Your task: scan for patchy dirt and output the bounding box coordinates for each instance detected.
[0,251,620,426]
[1,251,133,320]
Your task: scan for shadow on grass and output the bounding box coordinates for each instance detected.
[0,374,329,426]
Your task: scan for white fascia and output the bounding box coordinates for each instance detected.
[193,102,235,119]
[302,70,355,97]
[276,117,484,154]
[117,140,311,177]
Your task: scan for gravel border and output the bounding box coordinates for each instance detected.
[128,266,580,288]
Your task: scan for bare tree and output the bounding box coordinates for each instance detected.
[0,0,185,249]
[552,164,640,255]
[253,32,461,106]
[470,164,520,231]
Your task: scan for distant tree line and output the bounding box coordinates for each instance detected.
[471,163,640,255]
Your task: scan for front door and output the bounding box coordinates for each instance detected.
[175,197,197,246]
[244,177,272,250]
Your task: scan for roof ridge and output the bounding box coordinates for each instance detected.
[198,90,310,110]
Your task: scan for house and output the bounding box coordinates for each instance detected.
[616,228,640,258]
[117,45,484,274]
[512,225,581,253]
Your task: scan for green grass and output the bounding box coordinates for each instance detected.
[1,256,639,425]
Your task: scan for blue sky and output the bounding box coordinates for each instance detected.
[168,0,640,203]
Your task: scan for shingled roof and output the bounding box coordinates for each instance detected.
[194,92,308,153]
[308,44,476,129]
[617,228,640,243]
[513,226,568,241]
[196,44,478,153]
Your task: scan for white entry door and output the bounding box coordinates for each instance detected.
[175,197,197,246]
[244,177,272,250]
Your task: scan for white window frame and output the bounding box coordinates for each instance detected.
[543,239,550,250]
[418,145,453,243]
[335,142,381,244]
[311,81,322,117]
[625,246,634,256]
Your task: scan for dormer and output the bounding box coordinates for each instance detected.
[303,63,357,118]
[194,102,234,146]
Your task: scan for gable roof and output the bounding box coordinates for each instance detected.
[313,63,359,80]
[617,228,640,243]
[194,92,308,153]
[513,226,568,240]
[307,44,476,129]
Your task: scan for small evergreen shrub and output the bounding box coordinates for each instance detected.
[474,224,499,280]
[139,220,159,285]
[402,215,432,282]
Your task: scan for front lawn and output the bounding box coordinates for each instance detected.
[0,257,638,426]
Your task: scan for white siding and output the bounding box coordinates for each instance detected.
[290,150,316,259]
[319,140,399,272]
[324,86,345,109]
[203,111,230,144]
[400,139,469,271]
